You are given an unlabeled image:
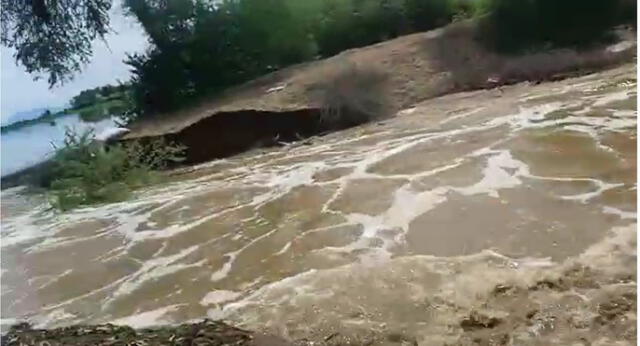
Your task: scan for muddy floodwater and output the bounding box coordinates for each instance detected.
[1,65,637,345]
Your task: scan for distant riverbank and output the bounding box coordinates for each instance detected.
[1,101,125,134]
[0,112,117,177]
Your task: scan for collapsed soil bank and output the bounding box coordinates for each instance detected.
[139,108,326,166]
[2,24,635,188]
[119,23,635,166]
[121,22,636,140]
[0,109,327,189]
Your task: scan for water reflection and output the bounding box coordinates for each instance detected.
[1,114,117,176]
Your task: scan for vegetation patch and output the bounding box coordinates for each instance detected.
[48,128,185,211]
[118,0,634,124]
[70,84,133,122]
[2,0,635,127]
[309,62,393,128]
[75,98,129,122]
[1,83,132,133]
[476,0,635,53]
[121,0,479,119]
[0,109,60,133]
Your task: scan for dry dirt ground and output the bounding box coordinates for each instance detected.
[123,22,635,140]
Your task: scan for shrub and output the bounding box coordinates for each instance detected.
[478,0,632,53]
[49,128,186,210]
[314,0,410,57]
[124,0,316,117]
[497,48,631,84]
[404,0,459,31]
[309,61,393,128]
[123,0,632,122]
[617,0,637,27]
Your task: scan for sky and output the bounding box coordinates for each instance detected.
[0,2,148,122]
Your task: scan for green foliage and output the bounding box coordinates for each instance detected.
[76,99,129,122]
[313,0,411,57]
[404,0,463,31]
[49,128,186,211]
[68,83,132,122]
[1,83,132,133]
[124,0,317,115]
[478,0,634,53]
[71,83,129,109]
[120,0,631,122]
[6,0,631,106]
[1,109,60,134]
[1,0,112,86]
[123,0,473,120]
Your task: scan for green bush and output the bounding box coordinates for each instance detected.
[618,0,637,26]
[404,0,461,31]
[478,0,632,52]
[313,0,411,57]
[124,0,316,116]
[49,128,186,211]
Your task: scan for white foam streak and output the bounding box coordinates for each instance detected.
[457,150,529,198]
[110,305,182,328]
[108,245,203,303]
[200,290,241,305]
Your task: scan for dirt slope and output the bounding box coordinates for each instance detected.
[123,22,635,140]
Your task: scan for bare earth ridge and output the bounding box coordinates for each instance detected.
[1,23,637,346]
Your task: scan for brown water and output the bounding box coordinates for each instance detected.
[1,65,636,345]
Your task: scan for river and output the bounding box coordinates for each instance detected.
[1,65,636,345]
[0,114,117,177]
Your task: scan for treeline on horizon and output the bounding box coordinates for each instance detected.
[118,0,634,121]
[70,83,130,109]
[1,83,132,133]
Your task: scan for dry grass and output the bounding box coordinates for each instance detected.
[308,61,394,128]
[497,47,635,84]
[123,23,635,140]
[421,22,636,91]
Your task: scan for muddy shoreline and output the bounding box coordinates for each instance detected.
[2,319,291,346]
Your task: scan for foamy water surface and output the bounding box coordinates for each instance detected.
[1,65,636,344]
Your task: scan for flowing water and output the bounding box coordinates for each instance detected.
[1,65,637,345]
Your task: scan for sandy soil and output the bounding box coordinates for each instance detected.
[122,23,635,140]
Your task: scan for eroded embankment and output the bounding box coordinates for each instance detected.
[123,42,636,166]
[158,108,325,165]
[2,24,635,187]
[120,22,635,141]
[0,109,326,189]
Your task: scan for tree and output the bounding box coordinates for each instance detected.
[1,0,112,86]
